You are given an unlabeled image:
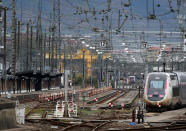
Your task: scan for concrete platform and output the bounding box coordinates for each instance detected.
[0,98,16,110]
[116,90,138,105]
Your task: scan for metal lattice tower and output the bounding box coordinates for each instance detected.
[56,0,61,72]
[36,0,43,72]
[51,0,57,72]
[0,0,2,46]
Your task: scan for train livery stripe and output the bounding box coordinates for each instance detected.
[146,78,148,95]
[164,80,167,95]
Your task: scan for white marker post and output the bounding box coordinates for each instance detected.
[121,103,124,110]
[94,98,98,108]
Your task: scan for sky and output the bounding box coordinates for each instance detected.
[2,0,184,50]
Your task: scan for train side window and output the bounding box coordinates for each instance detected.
[170,75,177,80]
[180,75,186,83]
[170,75,178,87]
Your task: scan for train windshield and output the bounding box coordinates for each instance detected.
[147,74,167,101]
[150,80,164,89]
[148,75,166,89]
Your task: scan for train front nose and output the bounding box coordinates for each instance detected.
[147,91,165,101]
[145,75,167,103]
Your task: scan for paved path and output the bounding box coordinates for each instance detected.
[146,107,186,122]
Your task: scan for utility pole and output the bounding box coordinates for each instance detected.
[51,29,54,72]
[11,0,16,93]
[64,41,67,99]
[30,24,33,71]
[17,20,21,93]
[43,29,46,72]
[37,0,43,72]
[114,59,117,88]
[106,58,108,86]
[83,50,85,88]
[48,13,52,69]
[26,23,29,71]
[108,12,113,50]
[90,52,93,87]
[20,0,23,72]
[159,20,163,49]
[26,23,29,92]
[171,48,174,71]
[17,21,20,71]
[51,0,57,72]
[117,9,120,32]
[63,40,69,117]
[3,7,7,94]
[48,32,51,68]
[57,0,61,72]
[145,42,148,80]
[0,0,3,95]
[70,40,73,101]
[0,0,2,46]
[100,53,103,86]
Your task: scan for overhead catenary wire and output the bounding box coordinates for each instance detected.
[0,0,184,78]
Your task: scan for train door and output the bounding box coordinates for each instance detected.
[170,75,179,97]
[179,75,186,104]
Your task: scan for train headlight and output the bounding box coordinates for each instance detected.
[159,94,164,98]
[157,103,161,108]
[148,94,152,97]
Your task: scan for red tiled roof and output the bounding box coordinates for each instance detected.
[147,47,160,51]
[148,46,171,51]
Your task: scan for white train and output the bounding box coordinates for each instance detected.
[144,72,186,110]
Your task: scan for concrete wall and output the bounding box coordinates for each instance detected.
[0,108,16,130]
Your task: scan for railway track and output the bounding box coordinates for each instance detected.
[62,122,94,131]
[86,90,118,105]
[92,121,111,131]
[86,89,132,108]
[25,101,56,119]
[99,89,138,109]
[62,120,113,131]
[24,87,186,130]
[26,114,186,131]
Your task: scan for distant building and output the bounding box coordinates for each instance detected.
[147,46,171,62]
[147,46,160,62]
[178,0,186,31]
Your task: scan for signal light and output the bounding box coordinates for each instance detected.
[109,103,113,108]
[94,98,98,102]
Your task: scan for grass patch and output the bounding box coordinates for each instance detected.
[25,107,46,115]
[25,107,32,114]
[31,108,45,115]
